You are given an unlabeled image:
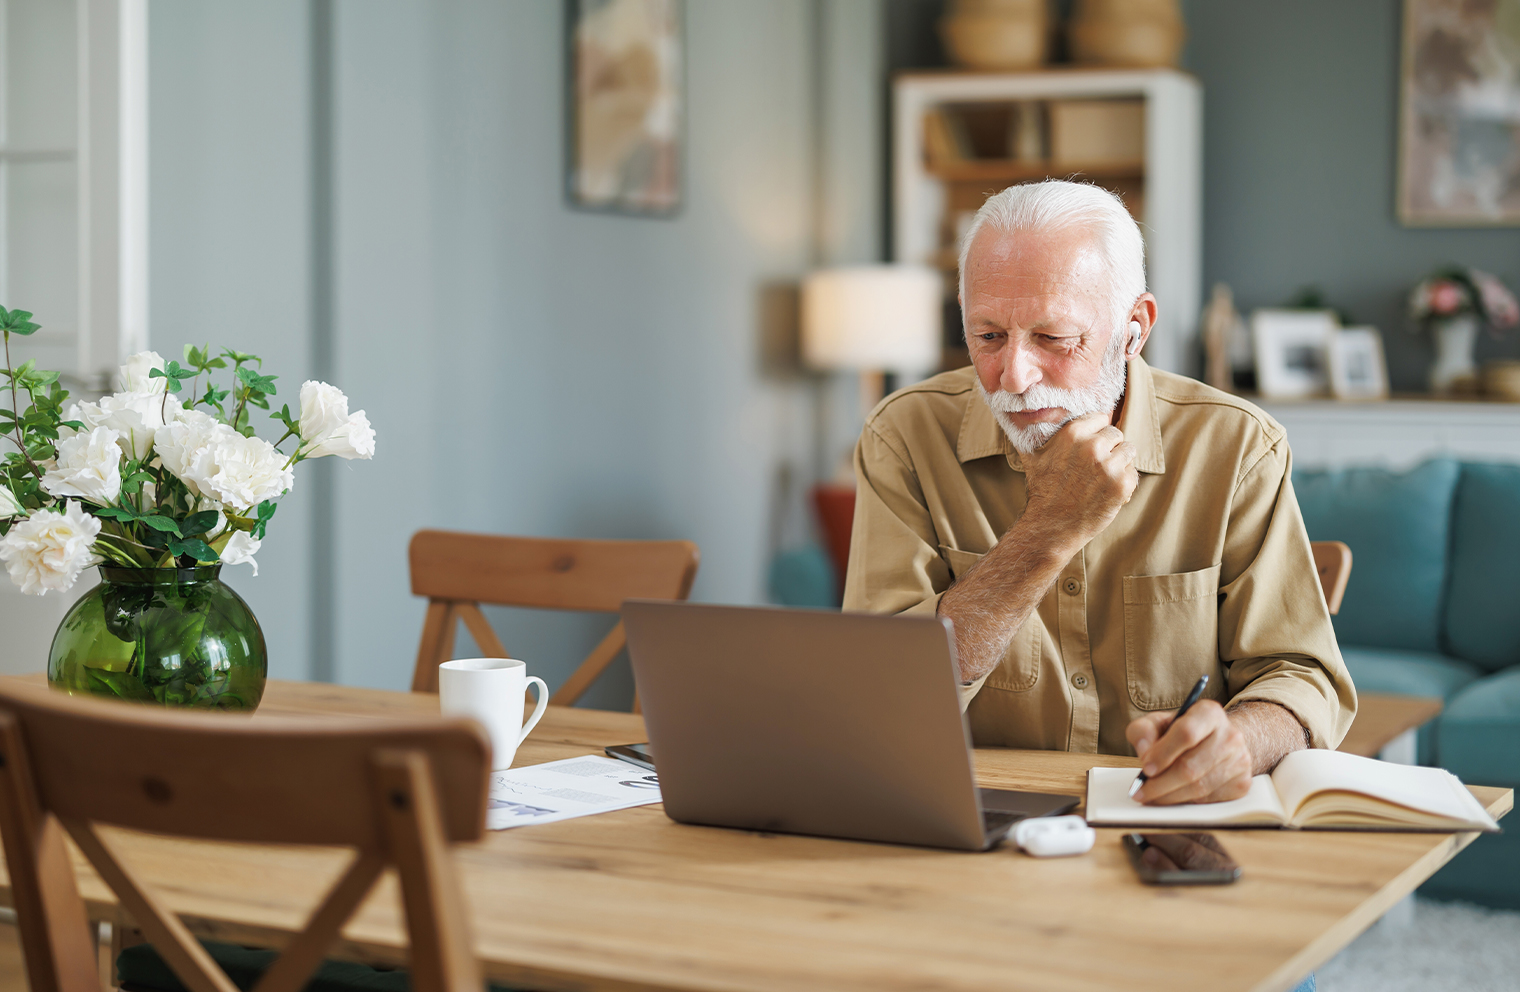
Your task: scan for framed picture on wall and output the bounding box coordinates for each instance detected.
[566,0,683,216]
[1398,0,1520,226]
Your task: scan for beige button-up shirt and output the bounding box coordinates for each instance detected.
[843,359,1356,755]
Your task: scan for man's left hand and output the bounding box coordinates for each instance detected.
[1124,700,1254,805]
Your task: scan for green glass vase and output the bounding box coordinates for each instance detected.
[48,565,267,710]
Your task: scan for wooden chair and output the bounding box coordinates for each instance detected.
[1310,540,1353,615]
[0,681,491,992]
[409,530,700,705]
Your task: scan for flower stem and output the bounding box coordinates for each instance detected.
[3,331,39,474]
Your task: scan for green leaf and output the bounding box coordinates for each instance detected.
[253,500,278,540]
[0,308,40,335]
[221,348,259,365]
[138,515,182,536]
[92,506,137,521]
[180,510,220,536]
[171,538,218,562]
[236,367,278,395]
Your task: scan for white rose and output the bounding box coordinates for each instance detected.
[0,502,101,595]
[119,351,168,394]
[0,486,22,519]
[68,391,182,460]
[298,381,376,460]
[154,410,234,498]
[219,530,261,576]
[41,427,123,505]
[201,433,293,511]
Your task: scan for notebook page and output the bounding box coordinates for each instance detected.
[1085,767,1287,826]
[1271,749,1498,827]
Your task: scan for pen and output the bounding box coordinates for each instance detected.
[1128,674,1209,799]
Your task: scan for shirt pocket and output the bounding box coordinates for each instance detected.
[1123,563,1222,710]
[938,546,1040,692]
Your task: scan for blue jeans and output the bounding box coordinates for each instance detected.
[1290,976,1316,992]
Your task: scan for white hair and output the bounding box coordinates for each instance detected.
[957,180,1147,326]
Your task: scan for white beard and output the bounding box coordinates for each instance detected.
[976,331,1129,454]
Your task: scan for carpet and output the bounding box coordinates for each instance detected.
[1318,898,1520,992]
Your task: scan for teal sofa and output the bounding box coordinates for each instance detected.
[1295,458,1520,909]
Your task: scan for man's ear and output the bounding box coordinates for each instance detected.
[1126,294,1160,360]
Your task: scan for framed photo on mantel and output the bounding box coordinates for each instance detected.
[1398,0,1520,226]
[566,0,683,216]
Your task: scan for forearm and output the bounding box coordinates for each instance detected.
[1228,700,1310,775]
[937,515,1082,682]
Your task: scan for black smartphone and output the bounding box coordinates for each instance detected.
[604,743,655,772]
[1122,832,1242,885]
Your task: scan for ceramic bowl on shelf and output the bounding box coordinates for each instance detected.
[1482,360,1520,402]
[940,0,1048,71]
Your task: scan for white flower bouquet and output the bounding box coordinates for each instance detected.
[0,307,375,595]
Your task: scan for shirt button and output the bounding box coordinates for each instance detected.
[1071,673,1090,689]
[1063,577,1082,595]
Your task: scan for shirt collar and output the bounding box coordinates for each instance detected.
[956,357,1167,475]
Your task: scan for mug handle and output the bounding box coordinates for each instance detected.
[518,676,549,743]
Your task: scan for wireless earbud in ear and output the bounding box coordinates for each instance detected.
[1127,320,1143,356]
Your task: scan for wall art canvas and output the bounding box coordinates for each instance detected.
[1399,0,1520,225]
[567,0,682,215]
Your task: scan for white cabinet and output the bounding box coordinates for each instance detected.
[892,68,1202,375]
[0,0,146,675]
[1261,400,1520,470]
[1,0,147,388]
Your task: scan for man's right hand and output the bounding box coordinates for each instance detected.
[1020,413,1138,545]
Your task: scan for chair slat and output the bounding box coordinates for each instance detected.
[409,531,697,611]
[456,604,509,660]
[1310,540,1353,615]
[0,683,492,992]
[0,714,98,992]
[372,750,481,992]
[548,622,627,707]
[408,530,699,705]
[250,851,385,992]
[63,818,241,992]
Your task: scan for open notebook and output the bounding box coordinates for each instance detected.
[1087,749,1501,832]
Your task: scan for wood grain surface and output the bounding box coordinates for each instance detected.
[1337,692,1445,759]
[0,677,1509,992]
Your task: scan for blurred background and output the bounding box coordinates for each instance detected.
[3,0,1520,711]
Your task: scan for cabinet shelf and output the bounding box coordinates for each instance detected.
[926,158,1145,183]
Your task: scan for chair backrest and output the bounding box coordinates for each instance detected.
[408,530,699,702]
[1311,540,1353,615]
[0,682,490,992]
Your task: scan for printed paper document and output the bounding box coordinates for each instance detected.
[488,755,662,830]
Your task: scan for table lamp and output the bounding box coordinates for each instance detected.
[800,264,943,415]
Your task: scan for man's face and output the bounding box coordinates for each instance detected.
[961,225,1131,452]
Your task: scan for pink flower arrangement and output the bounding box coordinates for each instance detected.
[1409,268,1520,330]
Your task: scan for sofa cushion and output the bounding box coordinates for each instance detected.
[1446,462,1520,672]
[1437,667,1520,789]
[1338,646,1484,701]
[1294,459,1460,655]
[1339,646,1480,765]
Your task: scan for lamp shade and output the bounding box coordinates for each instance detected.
[801,265,943,373]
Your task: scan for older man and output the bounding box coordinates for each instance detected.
[843,181,1355,806]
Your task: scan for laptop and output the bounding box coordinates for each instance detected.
[621,601,1079,851]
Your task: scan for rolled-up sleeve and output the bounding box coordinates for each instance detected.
[1217,439,1358,749]
[843,424,988,712]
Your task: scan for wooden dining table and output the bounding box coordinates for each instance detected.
[0,676,1510,992]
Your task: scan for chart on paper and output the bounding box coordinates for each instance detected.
[488,755,662,830]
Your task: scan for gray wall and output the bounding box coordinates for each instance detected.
[1187,0,1520,391]
[884,0,1520,390]
[149,1,316,681]
[148,1,881,699]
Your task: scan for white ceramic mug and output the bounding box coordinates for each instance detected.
[438,658,549,771]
